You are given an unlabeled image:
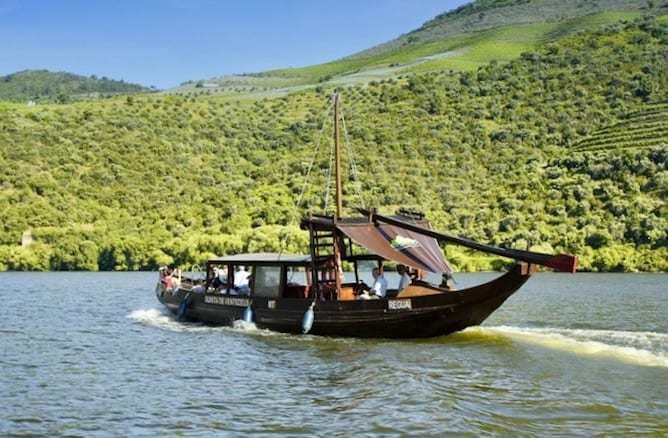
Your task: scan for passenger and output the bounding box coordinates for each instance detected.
[164,268,176,293]
[440,272,455,290]
[412,269,428,285]
[370,267,387,298]
[217,266,228,283]
[168,265,182,290]
[234,266,250,286]
[234,266,251,295]
[211,272,224,291]
[397,264,412,293]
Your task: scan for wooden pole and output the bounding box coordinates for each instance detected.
[333,93,343,219]
[333,94,343,298]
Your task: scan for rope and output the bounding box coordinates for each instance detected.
[279,101,332,256]
[293,104,332,214]
[323,133,335,213]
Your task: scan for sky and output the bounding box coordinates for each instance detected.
[0,0,468,89]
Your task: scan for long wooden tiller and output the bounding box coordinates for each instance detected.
[359,209,578,273]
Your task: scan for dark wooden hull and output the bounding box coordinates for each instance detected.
[157,264,533,339]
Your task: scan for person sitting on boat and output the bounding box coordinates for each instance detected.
[411,268,429,286]
[167,265,182,290]
[211,269,226,292]
[163,268,178,294]
[357,267,386,300]
[370,267,387,298]
[234,266,251,295]
[217,266,228,282]
[440,272,454,290]
[397,264,412,292]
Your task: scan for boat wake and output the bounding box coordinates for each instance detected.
[127,308,279,337]
[470,326,668,368]
[127,308,206,332]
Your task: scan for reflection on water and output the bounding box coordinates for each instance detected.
[1,272,667,435]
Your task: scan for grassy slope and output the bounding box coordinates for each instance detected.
[359,0,650,56]
[0,18,666,272]
[173,9,654,97]
[268,11,644,78]
[405,11,644,73]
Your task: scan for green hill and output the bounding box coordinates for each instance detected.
[172,0,661,97]
[0,17,666,272]
[357,0,652,57]
[0,70,151,103]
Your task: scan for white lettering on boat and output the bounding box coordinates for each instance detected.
[204,295,251,307]
[388,299,412,310]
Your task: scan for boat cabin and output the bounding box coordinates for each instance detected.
[205,253,311,299]
[204,252,393,300]
[203,210,454,302]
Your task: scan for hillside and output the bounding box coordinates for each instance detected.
[172,0,661,97]
[0,17,666,272]
[0,70,151,103]
[356,0,653,57]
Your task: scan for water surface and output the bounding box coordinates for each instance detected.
[1,272,666,435]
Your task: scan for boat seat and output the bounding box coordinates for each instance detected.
[338,285,356,301]
[396,284,442,298]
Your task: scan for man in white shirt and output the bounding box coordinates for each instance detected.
[370,267,387,298]
[397,264,412,293]
[234,266,251,295]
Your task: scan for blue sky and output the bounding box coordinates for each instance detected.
[0,0,468,89]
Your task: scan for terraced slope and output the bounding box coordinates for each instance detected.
[573,102,668,152]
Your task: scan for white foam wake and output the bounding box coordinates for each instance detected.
[472,326,668,368]
[127,308,196,332]
[127,308,278,337]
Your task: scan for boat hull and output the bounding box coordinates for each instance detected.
[158,264,533,339]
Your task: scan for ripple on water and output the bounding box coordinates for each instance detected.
[2,272,667,436]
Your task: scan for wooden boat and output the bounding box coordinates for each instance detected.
[156,94,577,338]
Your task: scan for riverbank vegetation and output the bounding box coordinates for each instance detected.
[0,17,666,272]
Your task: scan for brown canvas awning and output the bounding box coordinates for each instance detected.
[337,223,451,274]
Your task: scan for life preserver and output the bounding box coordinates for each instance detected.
[302,302,315,334]
[177,292,192,321]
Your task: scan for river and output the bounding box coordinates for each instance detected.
[1,272,666,435]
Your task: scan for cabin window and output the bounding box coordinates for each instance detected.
[286,266,308,286]
[356,259,381,285]
[284,266,309,299]
[253,265,282,298]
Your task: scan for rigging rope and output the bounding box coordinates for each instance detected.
[279,101,332,256]
[294,103,332,214]
[323,131,335,213]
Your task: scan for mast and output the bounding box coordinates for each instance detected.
[333,93,343,297]
[333,93,343,219]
